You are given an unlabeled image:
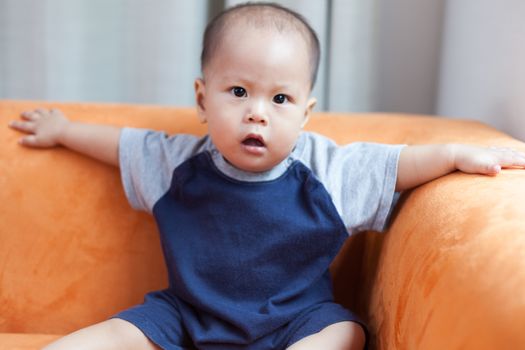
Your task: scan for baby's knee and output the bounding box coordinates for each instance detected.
[41,319,159,350]
[287,321,366,350]
[345,322,366,350]
[323,321,365,350]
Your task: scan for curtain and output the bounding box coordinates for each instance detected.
[0,0,207,106]
[0,0,446,114]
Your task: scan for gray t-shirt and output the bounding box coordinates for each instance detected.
[119,128,404,235]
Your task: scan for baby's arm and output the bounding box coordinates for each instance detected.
[396,144,525,191]
[9,108,121,167]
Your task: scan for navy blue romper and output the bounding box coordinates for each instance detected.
[115,129,403,350]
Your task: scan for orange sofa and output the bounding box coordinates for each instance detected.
[1,100,525,350]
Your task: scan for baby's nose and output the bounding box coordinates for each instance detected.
[246,113,268,125]
[246,100,268,125]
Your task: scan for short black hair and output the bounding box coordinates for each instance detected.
[200,2,321,90]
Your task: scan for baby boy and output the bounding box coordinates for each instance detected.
[8,3,525,350]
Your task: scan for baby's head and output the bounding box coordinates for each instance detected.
[200,2,320,90]
[195,2,320,173]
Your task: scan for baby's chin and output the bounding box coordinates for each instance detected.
[224,156,284,173]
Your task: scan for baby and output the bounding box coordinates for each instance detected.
[8,3,525,350]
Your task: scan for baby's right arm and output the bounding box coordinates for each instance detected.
[9,108,121,167]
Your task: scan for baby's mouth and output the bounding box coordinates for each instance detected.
[242,134,266,148]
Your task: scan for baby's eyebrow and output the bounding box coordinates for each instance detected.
[220,76,252,86]
[272,83,296,91]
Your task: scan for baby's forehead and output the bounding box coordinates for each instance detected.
[207,18,312,74]
[206,24,311,76]
[206,26,311,83]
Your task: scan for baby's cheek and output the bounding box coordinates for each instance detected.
[274,137,297,158]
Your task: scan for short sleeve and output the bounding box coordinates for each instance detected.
[296,132,405,234]
[119,128,209,212]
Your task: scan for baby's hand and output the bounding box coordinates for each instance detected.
[452,144,525,175]
[8,108,69,148]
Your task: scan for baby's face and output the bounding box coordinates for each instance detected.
[195,26,316,172]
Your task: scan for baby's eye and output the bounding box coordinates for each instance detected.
[273,94,288,104]
[231,87,247,98]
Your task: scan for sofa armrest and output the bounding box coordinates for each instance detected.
[369,170,525,349]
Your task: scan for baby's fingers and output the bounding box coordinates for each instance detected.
[18,135,39,147]
[9,120,36,134]
[21,110,41,121]
[494,148,525,169]
[450,144,524,176]
[17,134,57,148]
[502,154,525,168]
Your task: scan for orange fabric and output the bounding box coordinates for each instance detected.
[0,334,60,350]
[1,100,524,349]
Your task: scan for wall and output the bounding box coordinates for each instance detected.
[437,0,525,141]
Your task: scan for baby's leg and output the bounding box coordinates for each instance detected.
[42,319,160,350]
[286,321,366,350]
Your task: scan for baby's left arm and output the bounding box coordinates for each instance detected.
[396,144,525,191]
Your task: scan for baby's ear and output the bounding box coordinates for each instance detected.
[302,97,317,128]
[194,78,207,123]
